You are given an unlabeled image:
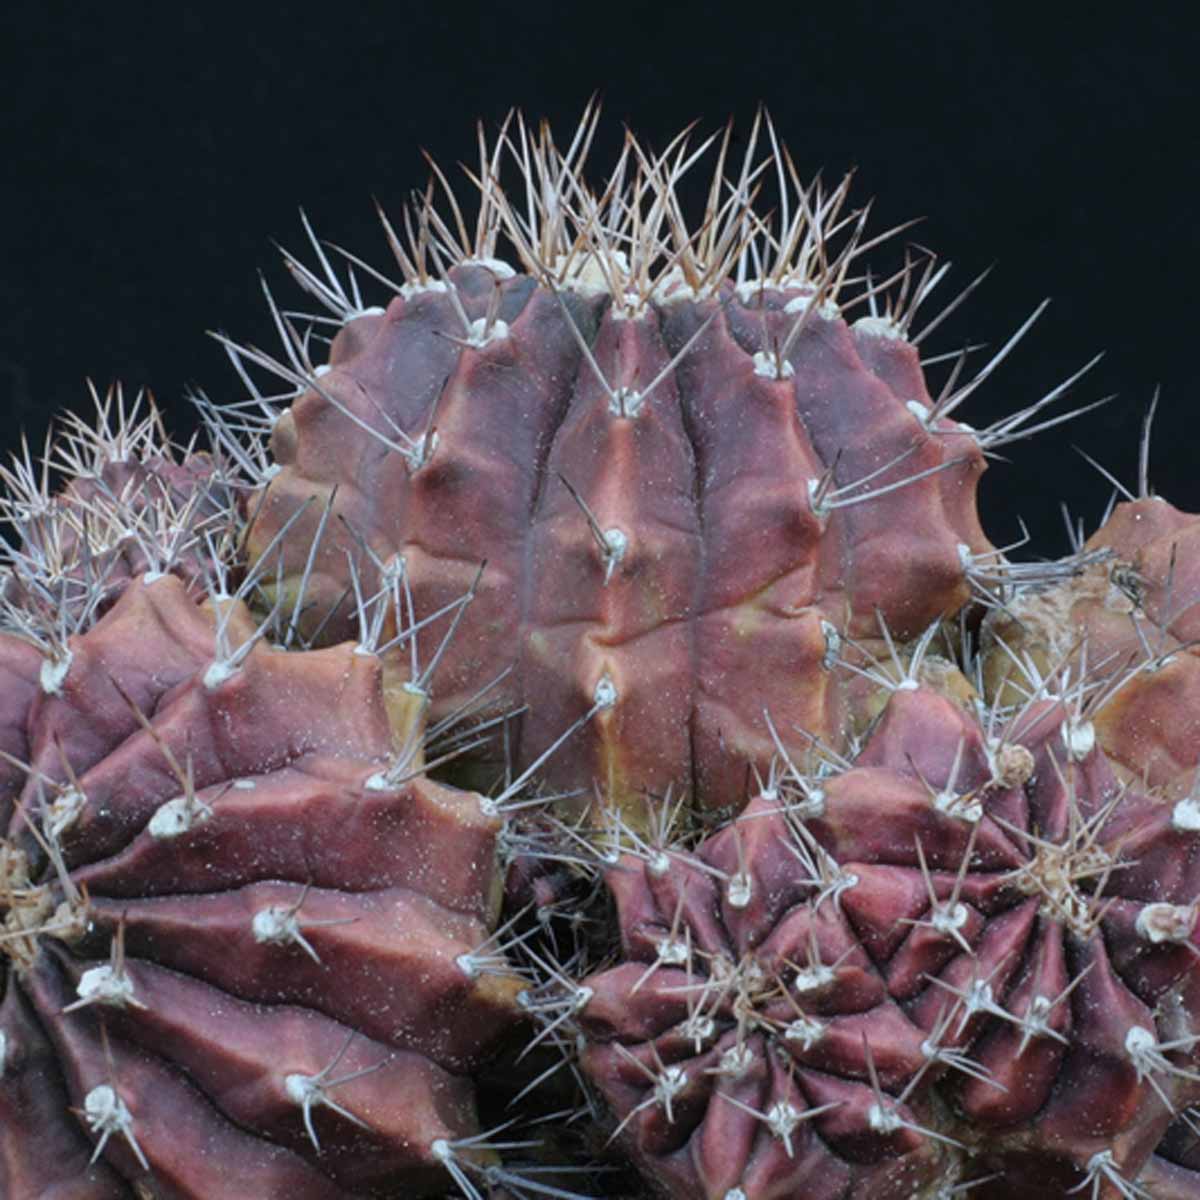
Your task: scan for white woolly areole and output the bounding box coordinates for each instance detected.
[148,795,209,840]
[284,1071,320,1107]
[1172,796,1200,832]
[313,363,332,378]
[202,660,238,690]
[608,387,646,419]
[399,278,450,299]
[726,873,752,909]
[593,674,618,709]
[752,350,794,380]
[233,778,257,790]
[734,278,772,302]
[47,787,86,838]
[84,1084,131,1129]
[75,964,137,1009]
[402,429,439,472]
[603,527,628,559]
[40,652,72,695]
[681,1012,716,1044]
[820,619,841,670]
[724,1189,748,1200]
[551,250,628,297]
[1124,1024,1158,1058]
[656,938,689,966]
[1136,902,1196,944]
[0,1031,7,1076]
[610,292,650,320]
[784,1014,825,1050]
[933,902,970,936]
[646,849,671,877]
[908,398,932,425]
[793,963,836,993]
[466,256,516,278]
[791,787,826,819]
[252,906,301,946]
[783,292,839,320]
[854,314,905,340]
[465,317,510,347]
[652,266,709,305]
[717,1042,755,1077]
[1062,718,1095,760]
[362,772,400,792]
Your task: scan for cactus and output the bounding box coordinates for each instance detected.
[571,659,1200,1197]
[2,108,1198,1199]
[0,433,527,1196]
[230,107,1091,821]
[983,471,1200,802]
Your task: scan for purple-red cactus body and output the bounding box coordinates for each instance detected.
[575,679,1200,1197]
[0,573,520,1198]
[243,122,995,820]
[6,112,1200,1200]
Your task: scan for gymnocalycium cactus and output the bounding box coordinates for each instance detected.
[0,405,536,1197]
[2,107,1197,1199]
[235,106,1103,822]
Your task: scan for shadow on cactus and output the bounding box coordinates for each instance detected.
[1,105,1197,1198]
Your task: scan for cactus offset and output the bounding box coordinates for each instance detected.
[0,469,525,1195]
[571,666,1200,1197]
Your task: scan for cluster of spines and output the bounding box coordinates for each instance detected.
[189,102,1113,520]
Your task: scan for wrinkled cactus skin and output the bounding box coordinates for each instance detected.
[0,574,520,1198]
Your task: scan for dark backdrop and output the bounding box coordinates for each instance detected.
[2,4,1196,558]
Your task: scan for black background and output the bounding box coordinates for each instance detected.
[2,4,1196,559]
